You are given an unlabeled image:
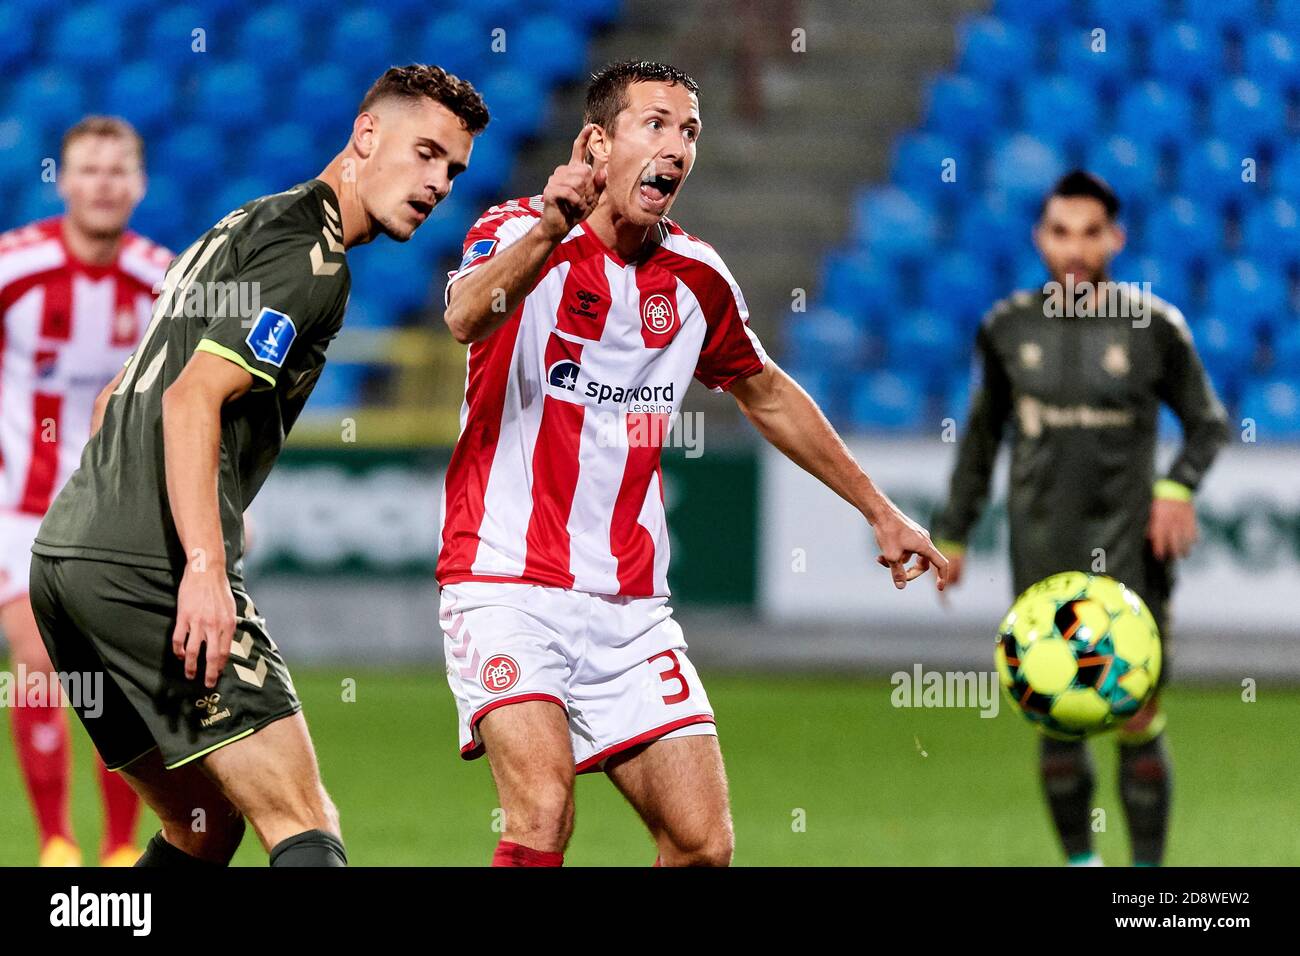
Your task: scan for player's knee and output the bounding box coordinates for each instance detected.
[509,779,574,848]
[162,808,245,864]
[661,824,734,867]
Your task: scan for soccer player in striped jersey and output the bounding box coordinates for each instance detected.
[31,66,486,867]
[438,60,948,867]
[0,117,171,866]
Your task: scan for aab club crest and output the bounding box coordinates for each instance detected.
[480,655,521,694]
[641,292,676,334]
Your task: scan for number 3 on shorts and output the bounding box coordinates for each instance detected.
[650,650,690,705]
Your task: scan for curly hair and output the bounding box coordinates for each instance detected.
[358,64,490,135]
[584,60,700,133]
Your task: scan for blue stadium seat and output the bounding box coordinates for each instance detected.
[206,177,278,230]
[145,6,208,68]
[0,5,34,69]
[1183,0,1259,35]
[1056,23,1133,92]
[11,68,85,134]
[106,62,177,133]
[253,122,320,185]
[958,16,1037,82]
[1208,260,1290,330]
[293,65,357,136]
[996,0,1076,24]
[1241,196,1300,269]
[891,131,963,195]
[1149,21,1222,90]
[1271,145,1300,200]
[194,63,268,130]
[1144,195,1220,263]
[130,173,183,247]
[304,363,365,410]
[415,195,474,258]
[452,133,515,202]
[1210,78,1287,151]
[955,191,1035,264]
[52,4,122,68]
[818,251,901,319]
[849,371,929,432]
[853,187,939,260]
[329,10,394,74]
[924,74,1001,143]
[1239,379,1300,438]
[781,365,851,423]
[1116,81,1194,147]
[239,6,305,68]
[1113,253,1192,308]
[1157,404,1182,441]
[1085,0,1164,33]
[1176,138,1252,209]
[513,15,587,83]
[477,70,548,141]
[1276,0,1300,29]
[1011,252,1048,290]
[418,13,488,80]
[0,118,44,185]
[984,133,1065,204]
[942,376,974,424]
[1244,29,1300,90]
[922,251,997,329]
[785,307,871,370]
[1192,314,1254,396]
[18,184,61,224]
[884,310,963,376]
[156,124,227,187]
[1086,135,1158,200]
[1021,75,1099,147]
[1272,324,1300,373]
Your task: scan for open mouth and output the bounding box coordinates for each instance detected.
[638,168,680,206]
[408,199,434,219]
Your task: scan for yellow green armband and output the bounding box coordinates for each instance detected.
[934,539,966,557]
[1153,479,1192,502]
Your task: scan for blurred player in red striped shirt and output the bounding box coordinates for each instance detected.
[0,117,170,866]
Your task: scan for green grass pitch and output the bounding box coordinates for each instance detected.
[2,667,1296,866]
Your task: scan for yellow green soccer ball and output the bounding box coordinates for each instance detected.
[994,572,1162,740]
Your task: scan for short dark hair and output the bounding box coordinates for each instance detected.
[61,115,145,167]
[1039,169,1121,221]
[584,60,700,133]
[358,64,490,135]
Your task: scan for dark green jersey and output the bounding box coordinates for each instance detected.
[933,286,1229,599]
[34,179,350,582]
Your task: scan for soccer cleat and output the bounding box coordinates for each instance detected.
[1067,852,1104,867]
[101,844,143,867]
[39,836,83,868]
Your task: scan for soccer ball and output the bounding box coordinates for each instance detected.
[994,571,1162,740]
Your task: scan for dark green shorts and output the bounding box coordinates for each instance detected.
[29,554,301,771]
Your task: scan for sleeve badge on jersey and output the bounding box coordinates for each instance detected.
[459,238,496,270]
[246,307,297,367]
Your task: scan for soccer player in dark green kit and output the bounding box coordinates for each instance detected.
[29,65,488,866]
[933,171,1229,866]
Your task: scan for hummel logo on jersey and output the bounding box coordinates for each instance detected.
[548,359,580,391]
[246,307,297,367]
[569,289,601,319]
[460,238,496,270]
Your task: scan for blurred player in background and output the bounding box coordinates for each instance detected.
[29,66,487,867]
[439,60,947,867]
[933,171,1229,866]
[0,116,171,867]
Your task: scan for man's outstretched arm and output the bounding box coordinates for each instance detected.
[730,360,949,590]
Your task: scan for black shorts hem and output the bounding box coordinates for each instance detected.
[161,702,304,771]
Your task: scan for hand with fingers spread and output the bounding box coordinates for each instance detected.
[871,506,950,591]
[172,558,238,689]
[540,123,607,240]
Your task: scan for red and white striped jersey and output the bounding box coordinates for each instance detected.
[0,218,170,516]
[437,196,767,598]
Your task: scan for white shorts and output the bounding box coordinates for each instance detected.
[440,581,716,773]
[0,511,42,607]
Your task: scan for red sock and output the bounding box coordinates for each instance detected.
[97,757,141,854]
[11,703,72,844]
[492,840,564,867]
